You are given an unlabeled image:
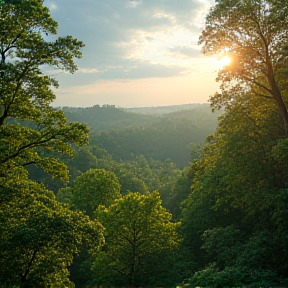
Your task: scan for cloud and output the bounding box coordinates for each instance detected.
[78,68,100,74]
[52,73,220,108]
[55,60,189,88]
[44,0,214,98]
[168,45,202,58]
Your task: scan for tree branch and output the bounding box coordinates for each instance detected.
[242,75,273,95]
[0,133,58,165]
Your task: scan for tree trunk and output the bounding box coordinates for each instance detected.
[267,57,288,133]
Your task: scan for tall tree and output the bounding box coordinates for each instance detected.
[0,2,105,287]
[200,0,288,132]
[0,0,88,179]
[93,192,181,287]
[181,94,288,287]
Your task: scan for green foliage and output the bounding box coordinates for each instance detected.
[0,178,104,288]
[0,2,106,287]
[163,166,194,220]
[118,172,149,195]
[64,105,152,133]
[66,104,221,168]
[125,103,210,115]
[201,226,243,270]
[89,121,212,168]
[93,191,181,287]
[68,147,98,174]
[0,0,88,180]
[64,149,182,201]
[181,94,288,287]
[58,169,121,217]
[200,0,288,130]
[189,261,279,288]
[5,1,288,287]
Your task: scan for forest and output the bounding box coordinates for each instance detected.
[1,0,288,288]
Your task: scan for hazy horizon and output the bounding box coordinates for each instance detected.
[45,0,220,108]
[57,102,211,109]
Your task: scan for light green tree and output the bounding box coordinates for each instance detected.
[93,191,181,287]
[56,168,121,288]
[0,0,88,180]
[0,1,106,287]
[118,171,149,195]
[58,169,121,217]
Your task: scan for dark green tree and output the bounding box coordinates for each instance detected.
[0,2,106,288]
[182,95,288,287]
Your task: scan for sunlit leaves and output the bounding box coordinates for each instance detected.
[93,191,181,287]
[58,169,121,217]
[0,0,88,179]
[0,2,96,286]
[0,178,104,287]
[0,118,89,181]
[200,0,288,129]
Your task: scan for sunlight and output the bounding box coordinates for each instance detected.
[219,55,231,68]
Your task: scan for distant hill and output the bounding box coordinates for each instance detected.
[63,105,154,133]
[124,103,211,115]
[63,103,223,168]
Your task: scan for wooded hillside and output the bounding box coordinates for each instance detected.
[64,104,221,167]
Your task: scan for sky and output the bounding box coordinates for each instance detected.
[44,0,221,108]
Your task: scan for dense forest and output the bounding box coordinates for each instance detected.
[64,104,221,168]
[1,1,288,288]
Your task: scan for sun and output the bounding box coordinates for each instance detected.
[219,55,231,68]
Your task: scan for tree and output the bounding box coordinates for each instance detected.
[57,168,121,288]
[93,191,181,287]
[68,147,98,175]
[0,178,104,288]
[200,0,288,132]
[59,169,121,218]
[0,2,106,287]
[163,166,194,221]
[181,94,288,287]
[118,172,149,195]
[0,0,88,180]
